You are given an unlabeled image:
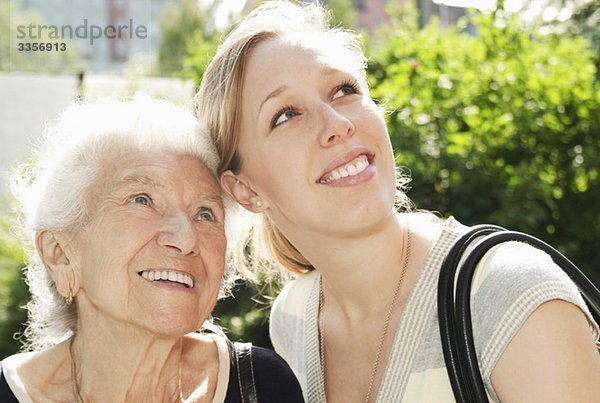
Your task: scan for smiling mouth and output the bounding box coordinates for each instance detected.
[319,154,370,183]
[139,270,194,288]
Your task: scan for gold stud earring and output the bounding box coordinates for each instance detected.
[66,289,74,305]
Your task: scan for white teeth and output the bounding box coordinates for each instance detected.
[139,270,194,288]
[320,155,369,183]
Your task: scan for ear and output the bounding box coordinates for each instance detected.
[221,170,267,213]
[35,230,79,298]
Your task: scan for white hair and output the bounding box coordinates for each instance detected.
[10,94,247,351]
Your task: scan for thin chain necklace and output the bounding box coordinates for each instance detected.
[69,337,185,403]
[69,337,85,403]
[318,222,411,403]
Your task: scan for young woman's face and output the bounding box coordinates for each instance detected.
[234,37,397,239]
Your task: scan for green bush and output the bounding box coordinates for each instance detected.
[2,4,597,354]
[0,210,28,358]
[212,281,275,348]
[368,7,600,284]
[158,0,221,77]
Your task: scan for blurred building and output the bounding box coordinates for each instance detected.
[11,0,467,73]
[241,0,466,32]
[353,0,408,32]
[417,0,467,28]
[11,0,176,73]
[354,0,466,32]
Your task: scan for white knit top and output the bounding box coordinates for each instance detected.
[270,217,599,402]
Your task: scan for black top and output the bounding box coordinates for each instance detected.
[0,345,303,403]
[0,366,17,403]
[226,345,304,403]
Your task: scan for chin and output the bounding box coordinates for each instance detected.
[358,190,396,215]
[325,202,393,237]
[152,324,202,339]
[147,313,206,338]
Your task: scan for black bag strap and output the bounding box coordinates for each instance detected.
[227,339,259,403]
[438,226,600,403]
[437,224,504,402]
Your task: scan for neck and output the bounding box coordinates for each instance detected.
[297,211,412,320]
[70,324,184,402]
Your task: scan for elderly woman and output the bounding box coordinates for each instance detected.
[1,95,303,402]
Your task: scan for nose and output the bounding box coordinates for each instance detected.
[157,212,199,256]
[318,103,355,147]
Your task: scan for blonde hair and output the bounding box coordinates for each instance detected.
[196,0,409,278]
[11,94,239,351]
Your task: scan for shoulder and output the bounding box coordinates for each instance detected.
[183,331,222,370]
[472,240,585,301]
[269,270,318,353]
[250,345,299,378]
[184,331,220,351]
[470,236,597,337]
[437,217,586,300]
[268,272,317,389]
[271,270,319,320]
[491,297,600,401]
[465,236,599,385]
[249,346,304,402]
[1,351,40,403]
[226,342,304,402]
[0,361,19,403]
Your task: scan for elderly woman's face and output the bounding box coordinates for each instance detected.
[69,150,226,336]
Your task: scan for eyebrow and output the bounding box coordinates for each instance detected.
[113,174,224,204]
[259,85,288,115]
[320,66,341,77]
[196,193,224,206]
[114,174,161,190]
[257,66,349,115]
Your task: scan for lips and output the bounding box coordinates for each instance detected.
[138,270,194,288]
[319,154,370,183]
[318,148,373,184]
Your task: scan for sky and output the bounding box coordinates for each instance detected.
[433,0,584,21]
[434,0,497,11]
[198,0,246,30]
[209,0,584,27]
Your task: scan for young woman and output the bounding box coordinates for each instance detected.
[196,1,600,401]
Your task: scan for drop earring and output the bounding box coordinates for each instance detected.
[66,288,74,305]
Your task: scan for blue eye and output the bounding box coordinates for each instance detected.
[131,194,152,206]
[332,80,361,100]
[197,207,215,222]
[271,106,299,129]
